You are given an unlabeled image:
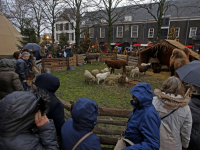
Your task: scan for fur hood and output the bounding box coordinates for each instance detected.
[154,89,191,109]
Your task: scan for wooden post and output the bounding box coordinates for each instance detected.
[67,57,69,70]
[76,54,78,66]
[42,58,45,73]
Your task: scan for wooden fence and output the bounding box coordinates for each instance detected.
[42,53,138,72]
[59,99,132,150]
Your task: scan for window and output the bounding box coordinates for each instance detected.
[131,25,138,38]
[56,24,60,31]
[116,26,123,38]
[69,33,74,41]
[89,28,94,38]
[100,27,105,38]
[80,29,84,38]
[161,18,169,26]
[65,23,69,30]
[161,29,168,39]
[57,34,60,41]
[60,24,63,31]
[124,16,132,21]
[189,27,197,38]
[148,28,154,38]
[175,27,180,38]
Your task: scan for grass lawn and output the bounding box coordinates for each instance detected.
[52,62,170,110]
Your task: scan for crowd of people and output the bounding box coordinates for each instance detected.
[0,49,199,150]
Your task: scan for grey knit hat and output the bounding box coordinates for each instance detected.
[21,52,30,57]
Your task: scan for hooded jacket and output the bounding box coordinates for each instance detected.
[0,91,58,150]
[35,73,65,139]
[15,58,29,81]
[61,98,101,150]
[123,83,161,150]
[153,89,192,150]
[188,94,200,150]
[0,59,23,99]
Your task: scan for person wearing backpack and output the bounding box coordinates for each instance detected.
[153,76,192,150]
[61,98,101,150]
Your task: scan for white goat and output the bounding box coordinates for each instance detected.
[84,70,96,84]
[130,67,140,78]
[126,66,136,75]
[96,72,110,84]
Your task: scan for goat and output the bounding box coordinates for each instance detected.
[130,67,140,78]
[83,70,96,84]
[118,75,129,85]
[84,53,100,64]
[105,59,127,74]
[96,72,110,84]
[138,66,149,75]
[126,66,136,76]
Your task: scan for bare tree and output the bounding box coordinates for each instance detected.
[41,0,66,45]
[5,0,32,33]
[27,0,46,40]
[131,0,178,42]
[96,0,126,51]
[62,0,97,51]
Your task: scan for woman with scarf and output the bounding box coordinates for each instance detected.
[153,76,192,150]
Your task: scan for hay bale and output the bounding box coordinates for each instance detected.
[104,74,121,86]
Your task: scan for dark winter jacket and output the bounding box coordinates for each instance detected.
[124,83,161,150]
[0,91,59,150]
[15,58,29,81]
[0,59,23,99]
[188,94,200,150]
[56,49,63,58]
[35,73,65,139]
[61,98,101,150]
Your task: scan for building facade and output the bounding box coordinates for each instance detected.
[54,20,76,45]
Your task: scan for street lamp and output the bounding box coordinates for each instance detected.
[46,35,49,45]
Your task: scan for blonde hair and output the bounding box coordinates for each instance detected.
[161,76,185,96]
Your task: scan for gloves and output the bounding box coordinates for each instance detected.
[182,148,187,150]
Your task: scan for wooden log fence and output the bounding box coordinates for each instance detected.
[41,53,138,72]
[60,99,132,150]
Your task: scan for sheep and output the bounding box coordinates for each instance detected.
[96,72,110,84]
[100,68,110,73]
[126,66,136,76]
[153,64,161,73]
[104,74,121,86]
[130,67,140,78]
[91,69,100,77]
[84,53,100,64]
[83,70,96,84]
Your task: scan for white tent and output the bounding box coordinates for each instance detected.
[0,12,22,56]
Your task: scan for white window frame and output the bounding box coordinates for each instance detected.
[80,29,84,38]
[148,28,154,38]
[189,27,197,38]
[175,27,180,38]
[100,27,105,38]
[89,28,94,38]
[131,25,138,38]
[124,16,132,21]
[116,26,123,38]
[69,23,73,30]
[69,33,72,41]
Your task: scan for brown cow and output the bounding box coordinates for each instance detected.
[170,49,190,76]
[105,59,127,74]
